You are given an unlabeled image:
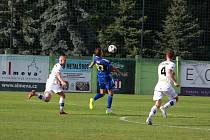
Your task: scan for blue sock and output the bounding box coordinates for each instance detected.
[107,94,113,109]
[93,93,104,101]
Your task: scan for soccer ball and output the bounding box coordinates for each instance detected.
[108,45,117,53]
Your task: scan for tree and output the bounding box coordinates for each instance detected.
[158,0,202,59]
[142,0,170,58]
[79,0,116,54]
[39,0,97,56]
[188,0,210,60]
[0,0,11,53]
[0,0,41,54]
[97,0,149,57]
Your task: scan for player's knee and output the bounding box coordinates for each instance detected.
[155,100,162,108]
[155,102,161,108]
[45,97,50,102]
[61,94,65,99]
[156,104,161,108]
[59,92,65,99]
[44,91,52,102]
[100,89,106,94]
[108,92,113,96]
[174,96,179,102]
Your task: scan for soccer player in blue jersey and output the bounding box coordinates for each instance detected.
[88,47,125,114]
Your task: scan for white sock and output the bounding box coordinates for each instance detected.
[148,105,158,119]
[163,99,176,109]
[59,97,65,112]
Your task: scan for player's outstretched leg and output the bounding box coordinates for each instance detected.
[28,90,36,99]
[59,99,67,115]
[106,94,113,114]
[146,118,152,125]
[58,92,68,115]
[89,93,104,110]
[146,105,158,125]
[28,90,51,102]
[160,106,167,118]
[160,98,176,118]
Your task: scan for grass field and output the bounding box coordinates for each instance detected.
[1,92,210,140]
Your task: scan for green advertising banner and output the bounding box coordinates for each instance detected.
[97,58,136,94]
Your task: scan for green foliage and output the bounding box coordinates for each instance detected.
[0,0,10,53]
[80,0,150,57]
[158,0,202,59]
[39,0,97,56]
[0,0,209,59]
[97,0,144,57]
[0,0,41,54]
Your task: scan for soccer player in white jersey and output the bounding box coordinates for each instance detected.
[28,55,68,115]
[146,50,180,125]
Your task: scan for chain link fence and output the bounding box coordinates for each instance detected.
[0,0,209,60]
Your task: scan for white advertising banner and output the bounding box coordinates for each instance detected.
[181,61,210,96]
[0,55,49,91]
[62,59,91,92]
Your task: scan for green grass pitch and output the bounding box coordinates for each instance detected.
[0,91,210,140]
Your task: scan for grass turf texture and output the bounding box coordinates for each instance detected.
[0,92,210,140]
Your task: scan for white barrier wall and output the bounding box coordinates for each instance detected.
[181,60,210,96]
[0,55,49,91]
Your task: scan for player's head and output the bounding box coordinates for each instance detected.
[166,50,174,60]
[59,54,66,67]
[95,47,103,57]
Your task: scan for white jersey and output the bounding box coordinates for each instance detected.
[155,60,175,91]
[47,63,63,85]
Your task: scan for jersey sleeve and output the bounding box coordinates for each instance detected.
[93,56,97,64]
[166,62,175,71]
[90,56,97,66]
[53,63,62,73]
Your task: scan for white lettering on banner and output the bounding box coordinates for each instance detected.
[181,61,210,88]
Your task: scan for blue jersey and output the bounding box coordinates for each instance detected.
[93,56,114,90]
[93,56,112,77]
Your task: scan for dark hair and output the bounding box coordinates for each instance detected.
[166,50,174,59]
[60,52,66,56]
[95,47,102,57]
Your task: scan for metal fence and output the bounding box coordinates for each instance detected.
[0,0,209,60]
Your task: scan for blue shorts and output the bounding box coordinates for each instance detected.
[98,76,115,90]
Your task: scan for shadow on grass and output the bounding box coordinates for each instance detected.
[67,113,144,117]
[168,115,196,119]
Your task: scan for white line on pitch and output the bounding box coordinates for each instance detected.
[119,116,210,131]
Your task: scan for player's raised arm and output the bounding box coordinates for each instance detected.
[167,69,180,87]
[56,55,67,87]
[172,72,180,87]
[88,61,95,68]
[56,72,66,86]
[89,48,102,68]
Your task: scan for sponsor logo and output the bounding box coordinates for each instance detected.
[185,64,210,84]
[66,63,89,70]
[1,58,42,77]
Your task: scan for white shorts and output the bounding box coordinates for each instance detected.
[45,82,63,94]
[153,87,177,101]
